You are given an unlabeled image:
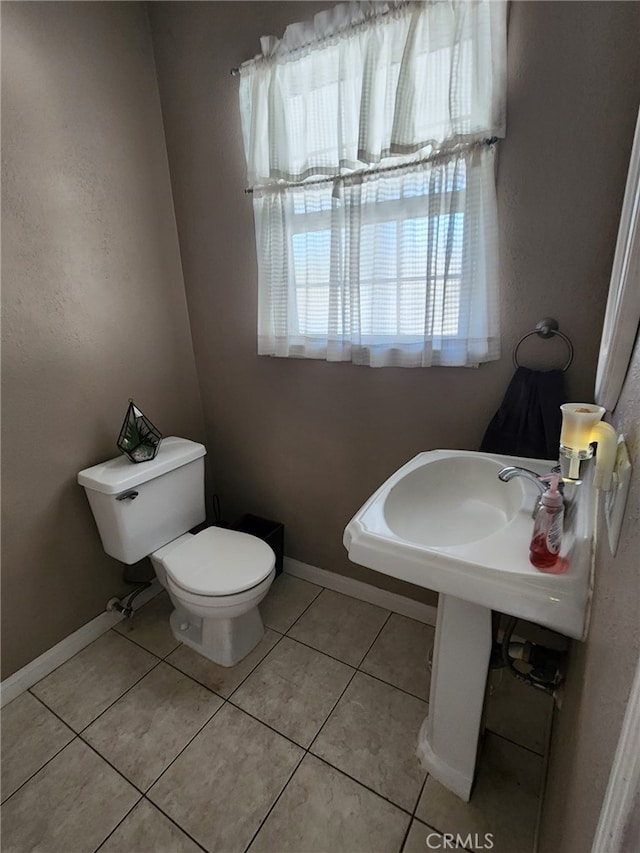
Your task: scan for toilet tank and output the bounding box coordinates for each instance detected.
[77,437,207,565]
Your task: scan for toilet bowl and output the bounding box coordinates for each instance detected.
[77,436,277,669]
[151,527,276,667]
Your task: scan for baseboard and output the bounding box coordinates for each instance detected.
[284,557,437,626]
[592,654,640,853]
[0,582,163,708]
[1,560,438,709]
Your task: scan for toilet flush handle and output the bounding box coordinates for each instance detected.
[116,490,139,501]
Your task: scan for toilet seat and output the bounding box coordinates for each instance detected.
[162,527,275,597]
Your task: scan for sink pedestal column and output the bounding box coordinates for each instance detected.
[417,594,492,802]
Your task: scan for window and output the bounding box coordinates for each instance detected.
[290,171,464,340]
[239,1,507,367]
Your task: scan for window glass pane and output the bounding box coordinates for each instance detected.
[253,146,499,366]
[293,230,331,335]
[291,183,466,339]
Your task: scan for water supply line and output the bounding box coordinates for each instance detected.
[107,582,151,618]
[499,616,565,697]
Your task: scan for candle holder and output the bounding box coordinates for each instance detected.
[559,404,604,479]
[559,403,617,489]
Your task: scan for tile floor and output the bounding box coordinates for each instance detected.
[1,574,553,853]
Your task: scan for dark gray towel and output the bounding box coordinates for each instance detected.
[480,367,566,460]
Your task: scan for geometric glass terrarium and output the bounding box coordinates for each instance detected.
[117,400,162,463]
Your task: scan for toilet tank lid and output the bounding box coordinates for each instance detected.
[77,437,206,495]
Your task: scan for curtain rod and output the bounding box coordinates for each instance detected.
[243,138,499,195]
[230,2,418,77]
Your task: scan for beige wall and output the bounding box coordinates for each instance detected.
[148,1,640,599]
[1,2,205,679]
[2,0,638,704]
[539,328,640,852]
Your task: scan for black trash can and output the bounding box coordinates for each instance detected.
[231,514,284,576]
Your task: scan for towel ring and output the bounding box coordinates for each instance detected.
[512,318,574,371]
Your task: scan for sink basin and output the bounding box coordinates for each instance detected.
[384,455,522,547]
[344,449,594,640]
[344,448,595,802]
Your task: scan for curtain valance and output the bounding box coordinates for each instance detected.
[239,0,507,186]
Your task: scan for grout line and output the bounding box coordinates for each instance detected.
[160,655,228,699]
[398,820,413,853]
[92,795,144,852]
[225,633,288,701]
[533,700,557,853]
[200,600,433,845]
[227,606,421,847]
[484,727,548,759]
[306,612,392,753]
[356,667,430,705]
[78,735,148,796]
[110,625,182,661]
[225,699,317,754]
[354,609,393,668]
[411,808,475,852]
[310,752,416,816]
[412,773,429,819]
[23,628,154,695]
[163,630,286,703]
[283,560,436,627]
[278,632,362,669]
[24,688,77,730]
[278,585,324,636]
[398,796,422,851]
[245,745,417,853]
[243,750,308,852]
[275,609,434,705]
[25,641,235,807]
[138,699,228,795]
[409,816,474,851]
[307,661,360,749]
[398,773,433,852]
[282,605,392,672]
[138,795,210,853]
[92,792,209,853]
[75,657,165,737]
[27,629,165,736]
[0,730,79,807]
[10,585,546,853]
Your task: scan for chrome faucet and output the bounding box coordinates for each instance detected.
[498,466,547,492]
[497,466,564,518]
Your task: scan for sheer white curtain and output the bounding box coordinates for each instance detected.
[239,0,507,367]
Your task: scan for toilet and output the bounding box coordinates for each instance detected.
[77,437,275,667]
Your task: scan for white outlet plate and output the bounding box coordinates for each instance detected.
[604,436,632,556]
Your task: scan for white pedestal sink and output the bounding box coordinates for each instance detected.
[344,450,594,801]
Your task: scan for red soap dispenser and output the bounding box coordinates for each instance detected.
[529,474,567,573]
